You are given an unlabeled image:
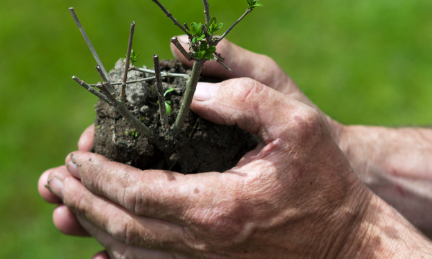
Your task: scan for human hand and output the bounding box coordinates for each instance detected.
[173,37,432,238]
[46,78,381,258]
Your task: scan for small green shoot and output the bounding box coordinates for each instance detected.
[247,0,263,9]
[165,101,172,115]
[125,128,139,138]
[157,88,175,115]
[129,49,140,64]
[194,41,216,60]
[164,88,176,96]
[206,17,223,35]
[188,22,205,44]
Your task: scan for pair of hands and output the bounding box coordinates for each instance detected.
[38,36,425,258]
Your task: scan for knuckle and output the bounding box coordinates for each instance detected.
[289,106,326,142]
[220,78,269,132]
[223,78,266,106]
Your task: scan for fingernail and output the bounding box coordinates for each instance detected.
[48,178,64,200]
[67,160,81,178]
[194,82,219,101]
[177,35,189,44]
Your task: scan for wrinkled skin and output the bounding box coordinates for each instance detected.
[39,36,432,258]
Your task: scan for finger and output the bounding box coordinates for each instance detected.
[78,216,179,259]
[47,167,189,251]
[191,79,321,145]
[38,167,63,204]
[53,204,90,236]
[170,35,295,94]
[64,151,229,224]
[78,124,95,151]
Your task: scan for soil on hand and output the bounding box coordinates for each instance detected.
[92,59,257,174]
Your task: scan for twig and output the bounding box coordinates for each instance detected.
[153,55,169,129]
[216,59,232,72]
[202,0,211,26]
[216,8,252,43]
[171,37,192,61]
[183,23,190,31]
[72,76,114,106]
[93,77,157,87]
[201,24,214,46]
[72,76,153,137]
[151,0,193,39]
[214,51,224,62]
[173,60,205,134]
[95,65,116,96]
[122,22,136,102]
[69,7,110,82]
[132,67,190,79]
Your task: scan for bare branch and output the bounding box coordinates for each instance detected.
[73,75,153,137]
[153,55,169,129]
[95,66,116,96]
[72,76,114,106]
[201,24,214,46]
[216,59,232,72]
[171,37,192,61]
[183,23,190,31]
[94,77,157,87]
[151,0,193,39]
[69,7,110,82]
[202,0,211,26]
[216,8,252,44]
[122,21,136,102]
[173,60,205,134]
[132,67,190,79]
[214,51,225,62]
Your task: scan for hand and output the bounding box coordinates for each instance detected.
[173,36,432,237]
[46,76,381,258]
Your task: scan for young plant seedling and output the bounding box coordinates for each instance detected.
[70,0,262,138]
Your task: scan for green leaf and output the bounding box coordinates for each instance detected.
[189,22,203,36]
[247,0,263,8]
[204,53,214,60]
[165,102,172,115]
[164,88,176,96]
[208,46,216,53]
[129,49,140,64]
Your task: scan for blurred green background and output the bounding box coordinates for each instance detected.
[0,0,431,257]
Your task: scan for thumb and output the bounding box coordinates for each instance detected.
[170,35,294,93]
[191,79,318,144]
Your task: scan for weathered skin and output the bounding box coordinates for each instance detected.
[38,37,432,258]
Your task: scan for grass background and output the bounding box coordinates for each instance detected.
[0,0,431,257]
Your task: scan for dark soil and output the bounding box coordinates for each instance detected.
[92,59,257,174]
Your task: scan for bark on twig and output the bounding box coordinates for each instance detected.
[72,75,153,137]
[151,0,193,39]
[153,55,169,129]
[173,60,205,134]
[202,0,211,26]
[132,67,190,79]
[171,37,192,61]
[69,7,110,82]
[217,8,252,43]
[122,22,136,102]
[201,24,214,46]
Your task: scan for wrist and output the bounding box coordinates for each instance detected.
[337,191,432,259]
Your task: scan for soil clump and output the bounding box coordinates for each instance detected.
[92,59,257,174]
